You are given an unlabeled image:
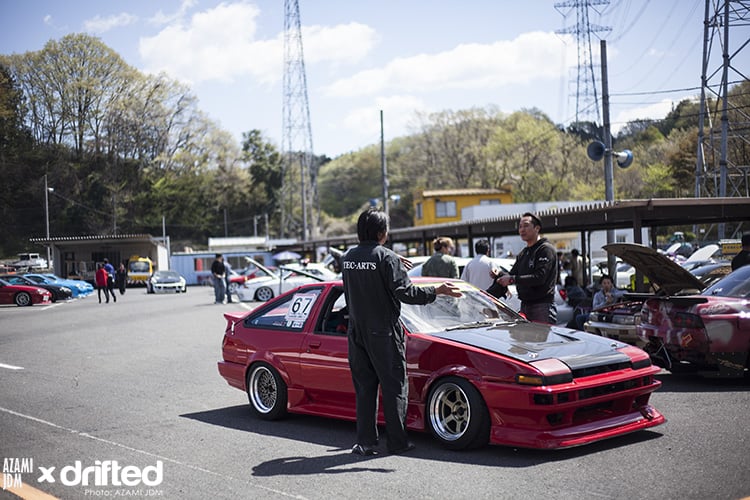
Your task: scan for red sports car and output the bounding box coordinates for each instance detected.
[218,278,665,450]
[638,264,750,378]
[0,278,52,306]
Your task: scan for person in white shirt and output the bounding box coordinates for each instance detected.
[461,239,495,291]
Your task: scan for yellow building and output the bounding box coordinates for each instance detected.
[413,188,513,226]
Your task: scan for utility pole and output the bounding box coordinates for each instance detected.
[600,40,616,275]
[380,110,389,216]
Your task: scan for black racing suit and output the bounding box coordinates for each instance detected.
[342,241,437,452]
[509,237,558,324]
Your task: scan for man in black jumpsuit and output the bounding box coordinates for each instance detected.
[494,212,558,324]
[342,208,462,456]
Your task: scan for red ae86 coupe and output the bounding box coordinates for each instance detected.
[218,278,665,450]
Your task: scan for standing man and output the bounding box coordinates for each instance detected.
[342,208,462,456]
[224,258,234,304]
[493,212,558,324]
[422,236,459,278]
[731,234,750,270]
[211,253,226,304]
[569,249,584,286]
[461,238,494,291]
[102,258,116,302]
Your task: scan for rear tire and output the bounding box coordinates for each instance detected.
[246,363,288,420]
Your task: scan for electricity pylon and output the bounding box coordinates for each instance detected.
[281,0,315,240]
[555,0,612,126]
[695,0,750,202]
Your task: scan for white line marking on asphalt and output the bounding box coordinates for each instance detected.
[0,363,24,370]
[0,406,307,499]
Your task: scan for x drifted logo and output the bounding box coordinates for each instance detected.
[37,460,163,487]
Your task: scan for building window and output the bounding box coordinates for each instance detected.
[416,202,423,220]
[435,200,457,218]
[479,199,501,205]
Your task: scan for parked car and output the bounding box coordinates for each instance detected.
[0,278,52,306]
[638,263,750,378]
[23,273,94,298]
[584,254,732,347]
[146,270,187,294]
[218,278,665,450]
[0,274,73,302]
[236,262,336,302]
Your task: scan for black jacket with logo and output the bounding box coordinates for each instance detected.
[509,238,558,305]
[342,241,437,336]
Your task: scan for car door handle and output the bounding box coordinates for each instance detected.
[308,341,321,349]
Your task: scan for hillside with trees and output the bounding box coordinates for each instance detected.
[1,34,748,257]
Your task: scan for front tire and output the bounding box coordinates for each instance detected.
[14,292,32,306]
[427,377,490,450]
[246,363,288,420]
[255,287,274,302]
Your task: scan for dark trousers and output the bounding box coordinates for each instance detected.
[107,277,116,302]
[521,301,557,324]
[97,286,110,303]
[348,329,409,452]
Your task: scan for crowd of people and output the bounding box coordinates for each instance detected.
[95,258,128,304]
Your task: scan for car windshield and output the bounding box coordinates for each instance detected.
[703,265,750,298]
[155,271,180,279]
[130,262,150,272]
[400,284,522,333]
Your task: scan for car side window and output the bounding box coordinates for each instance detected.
[245,288,323,330]
[316,287,348,336]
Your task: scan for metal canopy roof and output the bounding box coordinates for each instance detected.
[303,197,750,250]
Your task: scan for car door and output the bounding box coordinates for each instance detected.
[298,286,356,417]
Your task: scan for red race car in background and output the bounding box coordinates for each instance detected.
[218,278,665,450]
[0,278,52,306]
[638,264,750,378]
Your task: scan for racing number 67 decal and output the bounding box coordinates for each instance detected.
[285,293,318,326]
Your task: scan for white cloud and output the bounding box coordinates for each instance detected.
[149,0,197,26]
[324,31,575,98]
[43,15,53,26]
[139,3,376,86]
[611,98,676,134]
[84,13,138,34]
[337,95,427,146]
[302,22,378,65]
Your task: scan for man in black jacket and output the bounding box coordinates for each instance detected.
[494,212,558,324]
[342,208,462,456]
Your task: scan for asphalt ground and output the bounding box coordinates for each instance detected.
[1,286,749,500]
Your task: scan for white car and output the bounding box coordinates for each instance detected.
[146,270,187,293]
[236,263,337,302]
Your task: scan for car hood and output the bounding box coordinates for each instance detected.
[603,243,705,295]
[427,322,631,371]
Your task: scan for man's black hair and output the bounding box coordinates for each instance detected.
[522,212,542,229]
[357,208,389,242]
[474,238,490,255]
[742,234,750,246]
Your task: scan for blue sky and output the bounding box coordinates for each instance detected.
[1,0,741,158]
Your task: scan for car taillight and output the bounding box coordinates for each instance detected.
[672,312,704,329]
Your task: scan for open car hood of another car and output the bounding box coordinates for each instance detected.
[603,243,705,295]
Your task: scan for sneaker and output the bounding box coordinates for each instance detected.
[388,442,416,455]
[351,444,377,456]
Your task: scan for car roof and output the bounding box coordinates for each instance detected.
[604,243,705,295]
